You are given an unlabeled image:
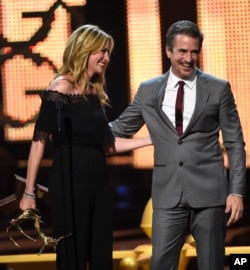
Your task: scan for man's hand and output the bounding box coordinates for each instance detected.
[225,194,244,226]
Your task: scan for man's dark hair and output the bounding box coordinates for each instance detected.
[165,20,204,51]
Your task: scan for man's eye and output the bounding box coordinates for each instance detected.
[178,50,186,55]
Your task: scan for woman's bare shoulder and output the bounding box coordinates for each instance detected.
[48,76,74,94]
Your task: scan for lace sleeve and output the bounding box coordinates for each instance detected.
[33,130,51,143]
[32,91,62,141]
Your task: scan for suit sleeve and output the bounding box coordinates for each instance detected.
[110,85,146,137]
[220,82,246,196]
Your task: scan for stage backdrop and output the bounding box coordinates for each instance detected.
[0,0,249,169]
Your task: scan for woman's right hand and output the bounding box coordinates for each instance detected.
[19,195,36,210]
[19,140,45,211]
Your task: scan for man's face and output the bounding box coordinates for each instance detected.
[166,34,200,79]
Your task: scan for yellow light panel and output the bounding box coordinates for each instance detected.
[0,0,86,141]
[197,0,250,167]
[126,0,161,168]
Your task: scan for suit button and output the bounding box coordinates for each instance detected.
[179,161,183,166]
[178,139,182,144]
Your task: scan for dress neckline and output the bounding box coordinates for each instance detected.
[46,89,96,97]
[42,90,99,105]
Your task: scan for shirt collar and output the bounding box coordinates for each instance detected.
[168,68,197,89]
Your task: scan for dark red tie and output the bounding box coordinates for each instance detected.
[175,81,185,136]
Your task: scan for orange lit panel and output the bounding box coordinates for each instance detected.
[197,0,250,167]
[0,0,86,141]
[126,0,161,168]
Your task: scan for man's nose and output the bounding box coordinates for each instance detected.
[184,52,192,62]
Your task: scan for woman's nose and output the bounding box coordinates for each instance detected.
[103,51,110,62]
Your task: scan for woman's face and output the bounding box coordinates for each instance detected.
[87,41,111,79]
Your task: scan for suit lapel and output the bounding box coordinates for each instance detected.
[153,72,177,133]
[184,70,210,135]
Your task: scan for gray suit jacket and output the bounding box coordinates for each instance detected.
[110,69,246,209]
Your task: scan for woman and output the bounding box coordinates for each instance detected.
[19,24,151,270]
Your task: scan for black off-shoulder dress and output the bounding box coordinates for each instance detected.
[33,90,114,270]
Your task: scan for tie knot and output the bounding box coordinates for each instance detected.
[178,81,185,87]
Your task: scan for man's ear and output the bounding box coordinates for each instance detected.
[166,46,171,58]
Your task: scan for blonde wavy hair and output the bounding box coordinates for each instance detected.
[56,24,114,105]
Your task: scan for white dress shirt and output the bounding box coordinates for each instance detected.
[162,69,197,132]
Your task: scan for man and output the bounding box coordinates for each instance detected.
[110,20,246,270]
